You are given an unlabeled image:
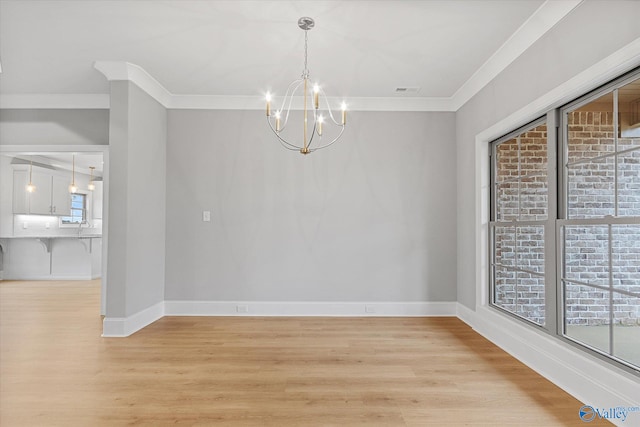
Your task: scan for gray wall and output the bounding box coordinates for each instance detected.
[0,109,109,145]
[106,82,166,317]
[456,0,640,309]
[165,110,456,302]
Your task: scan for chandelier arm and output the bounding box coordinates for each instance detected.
[319,87,342,125]
[278,140,303,151]
[273,131,304,151]
[309,125,345,151]
[267,116,303,150]
[282,80,305,130]
[284,78,304,96]
[276,79,303,132]
[306,120,318,149]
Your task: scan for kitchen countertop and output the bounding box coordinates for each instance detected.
[0,234,102,253]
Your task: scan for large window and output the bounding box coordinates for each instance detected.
[560,73,640,370]
[490,68,640,372]
[490,120,550,327]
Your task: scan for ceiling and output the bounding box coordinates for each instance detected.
[5,153,104,176]
[0,0,581,107]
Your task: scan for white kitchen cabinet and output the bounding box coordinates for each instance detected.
[28,171,54,214]
[12,168,71,216]
[1,236,102,280]
[51,175,71,216]
[12,170,28,214]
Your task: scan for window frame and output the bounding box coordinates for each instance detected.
[557,69,640,372]
[489,67,640,375]
[489,115,556,330]
[59,191,89,227]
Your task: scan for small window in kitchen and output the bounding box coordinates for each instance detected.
[61,193,87,224]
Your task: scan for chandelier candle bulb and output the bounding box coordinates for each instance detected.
[317,116,323,136]
[313,84,319,109]
[266,93,271,116]
[275,112,281,132]
[341,103,347,125]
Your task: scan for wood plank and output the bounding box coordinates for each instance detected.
[0,280,612,426]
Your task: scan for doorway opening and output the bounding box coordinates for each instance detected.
[0,147,109,315]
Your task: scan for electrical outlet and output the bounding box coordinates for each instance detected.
[203,211,211,222]
[45,222,50,229]
[365,305,375,314]
[236,305,248,313]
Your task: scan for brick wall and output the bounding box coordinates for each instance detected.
[495,125,547,325]
[494,116,640,327]
[565,111,640,326]
[495,125,548,221]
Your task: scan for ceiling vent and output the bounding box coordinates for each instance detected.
[395,87,421,94]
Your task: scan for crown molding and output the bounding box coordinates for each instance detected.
[449,0,583,110]
[335,96,453,112]
[1,2,582,112]
[0,91,453,112]
[94,61,172,107]
[93,61,455,111]
[170,94,455,111]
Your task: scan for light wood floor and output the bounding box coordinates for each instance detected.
[0,280,611,426]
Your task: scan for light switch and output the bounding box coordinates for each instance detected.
[23,222,28,229]
[202,211,211,222]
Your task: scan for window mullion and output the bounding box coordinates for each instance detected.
[516,135,521,319]
[608,223,614,356]
[614,88,619,217]
[545,110,559,335]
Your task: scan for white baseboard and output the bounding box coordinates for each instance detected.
[466,305,639,427]
[456,302,476,327]
[102,300,457,337]
[163,300,457,317]
[102,301,164,337]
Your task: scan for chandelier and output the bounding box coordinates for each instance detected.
[266,17,346,155]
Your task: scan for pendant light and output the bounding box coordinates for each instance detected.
[69,154,78,193]
[87,167,95,191]
[26,159,36,193]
